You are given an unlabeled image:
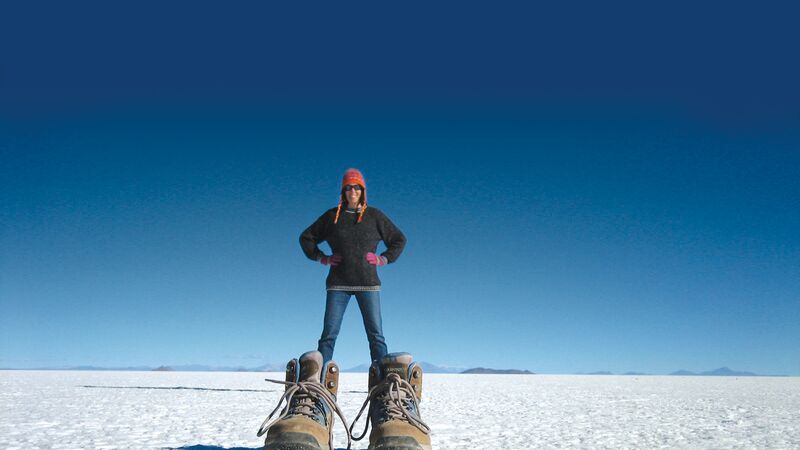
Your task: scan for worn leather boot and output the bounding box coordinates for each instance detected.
[257,351,350,450]
[351,352,432,450]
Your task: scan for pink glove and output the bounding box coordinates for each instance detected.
[320,254,342,266]
[365,252,387,266]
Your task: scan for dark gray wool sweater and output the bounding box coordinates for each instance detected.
[299,206,406,290]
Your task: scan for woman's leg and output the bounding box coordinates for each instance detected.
[317,290,351,365]
[355,290,388,363]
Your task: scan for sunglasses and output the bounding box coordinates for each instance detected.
[344,184,363,192]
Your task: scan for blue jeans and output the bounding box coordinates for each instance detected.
[317,290,388,365]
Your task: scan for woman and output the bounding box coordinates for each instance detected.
[300,168,406,365]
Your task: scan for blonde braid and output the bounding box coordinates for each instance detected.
[334,199,342,224]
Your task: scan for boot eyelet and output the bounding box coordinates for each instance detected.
[327,381,336,388]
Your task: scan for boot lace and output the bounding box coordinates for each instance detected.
[349,372,431,441]
[257,378,352,450]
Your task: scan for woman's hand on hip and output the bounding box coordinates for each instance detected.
[319,254,342,266]
[365,252,388,266]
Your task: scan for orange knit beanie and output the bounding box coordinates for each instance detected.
[334,168,367,224]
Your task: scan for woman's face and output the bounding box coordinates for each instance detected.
[344,184,363,205]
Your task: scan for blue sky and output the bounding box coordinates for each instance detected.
[1,2,799,374]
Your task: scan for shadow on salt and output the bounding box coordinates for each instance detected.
[82,385,277,393]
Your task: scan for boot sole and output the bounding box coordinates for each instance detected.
[264,431,328,450]
[368,436,431,450]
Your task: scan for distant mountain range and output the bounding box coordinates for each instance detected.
[669,367,759,376]
[1,364,786,376]
[461,367,534,374]
[145,363,290,372]
[1,364,287,372]
[576,371,649,376]
[343,362,465,374]
[161,363,290,372]
[576,367,774,377]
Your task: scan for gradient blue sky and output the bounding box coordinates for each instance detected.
[1,1,799,374]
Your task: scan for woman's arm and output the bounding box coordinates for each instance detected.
[375,210,407,263]
[299,212,330,261]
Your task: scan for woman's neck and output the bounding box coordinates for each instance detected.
[346,202,360,209]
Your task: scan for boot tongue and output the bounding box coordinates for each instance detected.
[379,352,413,381]
[298,351,323,383]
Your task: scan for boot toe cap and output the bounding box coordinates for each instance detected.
[264,431,326,450]
[369,435,431,450]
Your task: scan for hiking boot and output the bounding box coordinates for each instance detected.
[257,350,351,450]
[351,352,432,450]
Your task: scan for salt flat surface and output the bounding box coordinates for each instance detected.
[1,370,798,449]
